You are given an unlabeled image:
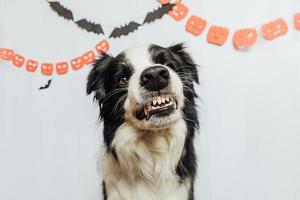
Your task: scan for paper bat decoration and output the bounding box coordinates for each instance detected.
[48,1,104,35]
[48,1,73,20]
[39,79,52,90]
[48,1,173,38]
[109,22,141,38]
[76,19,104,34]
[143,3,174,24]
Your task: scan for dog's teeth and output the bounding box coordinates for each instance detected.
[153,99,157,105]
[157,97,162,105]
[162,97,165,104]
[166,96,169,102]
[146,111,150,120]
[144,107,148,115]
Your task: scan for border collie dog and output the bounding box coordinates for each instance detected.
[87,43,199,200]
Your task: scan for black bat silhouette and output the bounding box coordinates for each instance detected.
[48,1,74,20]
[39,79,52,90]
[143,3,174,24]
[47,1,171,38]
[76,19,104,34]
[109,22,141,38]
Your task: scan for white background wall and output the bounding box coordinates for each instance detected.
[1,0,300,200]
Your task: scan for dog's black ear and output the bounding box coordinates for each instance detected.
[87,54,113,102]
[168,43,199,84]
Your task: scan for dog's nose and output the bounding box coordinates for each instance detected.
[140,66,170,91]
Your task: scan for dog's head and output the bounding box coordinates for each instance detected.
[87,43,198,130]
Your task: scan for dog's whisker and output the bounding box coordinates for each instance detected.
[102,88,127,103]
[110,94,127,116]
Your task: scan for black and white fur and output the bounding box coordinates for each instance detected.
[87,43,199,200]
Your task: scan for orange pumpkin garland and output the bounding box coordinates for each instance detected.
[294,13,300,30]
[207,26,229,46]
[185,15,207,36]
[26,59,39,72]
[169,1,189,21]
[41,63,54,76]
[12,54,25,67]
[0,1,299,77]
[56,62,69,75]
[0,48,14,60]
[262,18,288,40]
[233,28,257,49]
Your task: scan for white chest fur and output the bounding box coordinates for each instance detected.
[100,119,190,200]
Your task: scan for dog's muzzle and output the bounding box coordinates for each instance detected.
[136,66,177,120]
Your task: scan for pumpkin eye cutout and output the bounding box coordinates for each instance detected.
[119,77,128,86]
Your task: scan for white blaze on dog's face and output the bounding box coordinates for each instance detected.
[87,43,198,131]
[123,45,184,130]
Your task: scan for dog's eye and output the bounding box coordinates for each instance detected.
[119,77,128,86]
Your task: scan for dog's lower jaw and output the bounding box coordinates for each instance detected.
[100,119,191,200]
[124,99,183,131]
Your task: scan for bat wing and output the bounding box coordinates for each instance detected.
[39,79,52,90]
[143,3,174,24]
[109,22,141,38]
[48,1,74,20]
[76,19,104,34]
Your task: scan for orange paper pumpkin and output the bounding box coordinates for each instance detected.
[95,40,110,54]
[0,48,14,60]
[169,2,189,21]
[262,18,288,40]
[71,57,84,70]
[159,0,169,4]
[41,63,54,76]
[185,15,207,36]
[13,54,25,67]
[207,26,229,46]
[294,13,300,30]
[83,50,96,65]
[26,59,38,72]
[56,62,68,75]
[233,28,257,49]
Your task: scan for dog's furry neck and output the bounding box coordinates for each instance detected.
[103,119,186,184]
[100,119,193,200]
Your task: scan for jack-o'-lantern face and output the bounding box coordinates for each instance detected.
[207,26,229,46]
[71,57,84,70]
[95,40,110,54]
[233,28,257,49]
[185,15,207,36]
[56,62,68,75]
[262,18,288,40]
[294,13,300,30]
[0,48,14,60]
[169,1,189,21]
[26,59,38,72]
[41,63,54,76]
[13,54,25,67]
[82,50,96,65]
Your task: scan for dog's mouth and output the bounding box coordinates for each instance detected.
[142,95,177,120]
